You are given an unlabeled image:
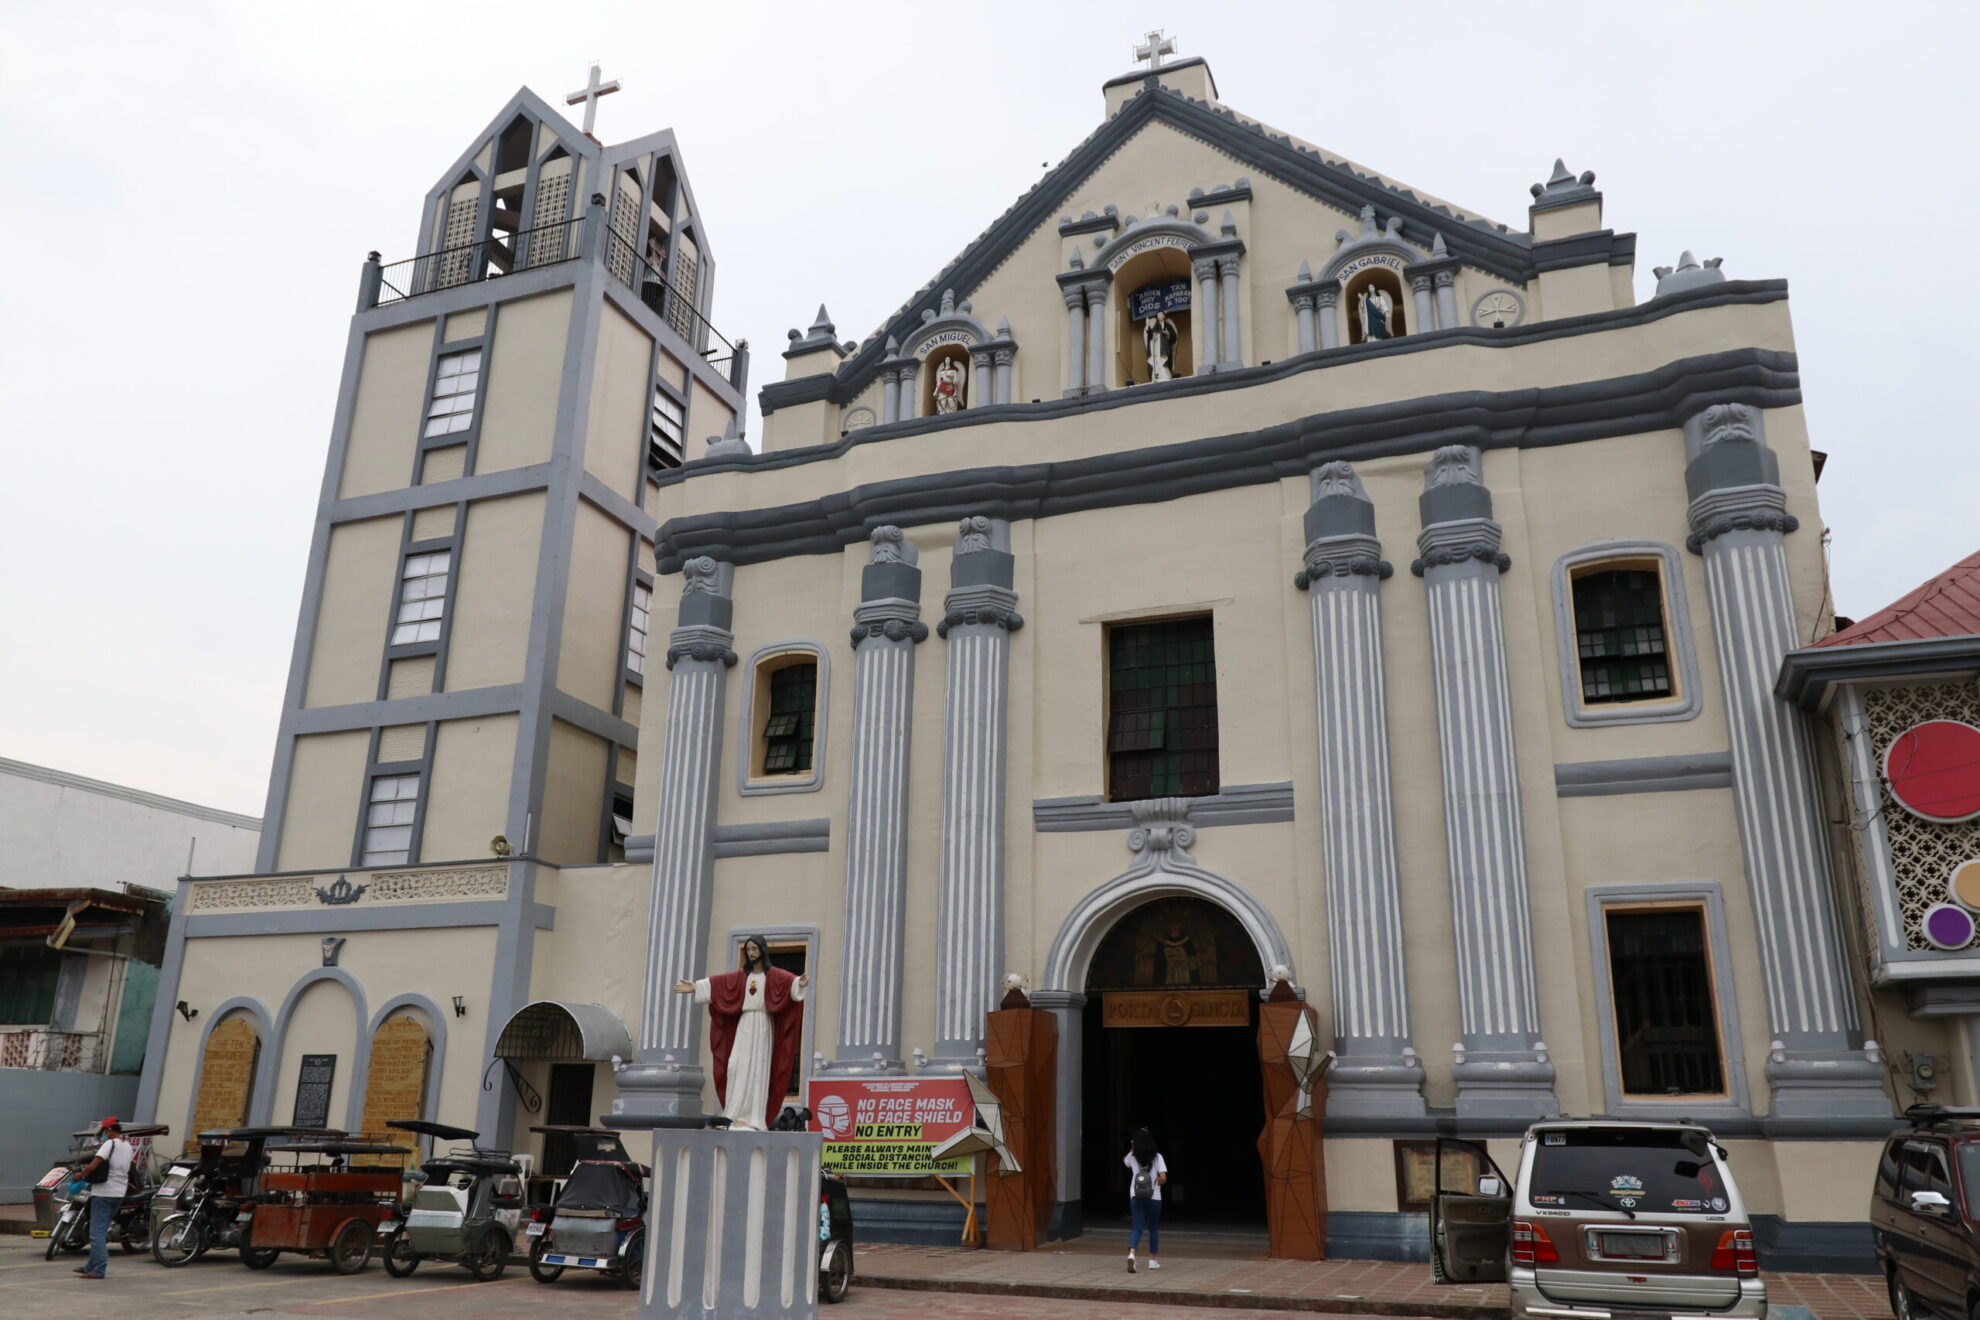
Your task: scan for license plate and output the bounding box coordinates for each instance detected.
[377,1221,397,1234]
[1599,1233,1666,1258]
[526,1222,546,1236]
[235,1213,254,1223]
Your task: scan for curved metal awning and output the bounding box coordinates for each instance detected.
[493,1001,633,1063]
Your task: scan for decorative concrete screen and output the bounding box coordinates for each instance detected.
[641,1127,822,1320]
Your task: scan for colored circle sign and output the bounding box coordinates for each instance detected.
[1953,860,1980,911]
[1886,721,1980,823]
[1923,904,1977,951]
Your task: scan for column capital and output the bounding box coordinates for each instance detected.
[1295,462,1392,587]
[1414,447,1509,575]
[1686,484,1799,553]
[1314,281,1341,309]
[1682,402,1798,551]
[1433,269,1457,289]
[665,624,738,669]
[1410,273,1433,292]
[852,525,926,645]
[1192,256,1220,283]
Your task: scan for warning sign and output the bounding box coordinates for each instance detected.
[806,1077,974,1176]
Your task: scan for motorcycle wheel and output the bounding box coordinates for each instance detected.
[57,1209,89,1256]
[465,1228,508,1282]
[820,1238,853,1303]
[528,1238,563,1284]
[42,1215,68,1262]
[328,1218,372,1275]
[382,1230,420,1278]
[240,1223,280,1271]
[152,1213,204,1267]
[119,1215,154,1254]
[618,1227,645,1292]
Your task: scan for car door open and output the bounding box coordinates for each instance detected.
[1432,1136,1511,1284]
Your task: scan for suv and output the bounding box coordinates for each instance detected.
[1873,1106,1980,1320]
[1431,1120,1764,1320]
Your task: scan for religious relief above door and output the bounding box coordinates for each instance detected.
[1087,897,1265,1026]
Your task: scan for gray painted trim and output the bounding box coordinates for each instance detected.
[135,878,194,1122]
[577,472,658,540]
[182,996,277,1137]
[667,344,1798,573]
[289,684,529,735]
[710,819,831,858]
[1583,881,1753,1117]
[1551,540,1703,727]
[1031,782,1295,831]
[1532,230,1635,272]
[1778,635,1980,710]
[735,642,829,797]
[182,900,552,938]
[1555,753,1734,796]
[328,463,554,523]
[0,758,261,831]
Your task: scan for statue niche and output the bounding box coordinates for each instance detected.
[1114,248,1195,384]
[921,343,971,417]
[1343,267,1408,345]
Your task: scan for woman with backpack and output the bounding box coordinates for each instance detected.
[1123,1127,1167,1272]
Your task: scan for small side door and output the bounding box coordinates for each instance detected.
[1432,1137,1512,1284]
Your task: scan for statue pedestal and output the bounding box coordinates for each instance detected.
[636,1127,822,1320]
[1257,1000,1328,1260]
[983,1007,1056,1250]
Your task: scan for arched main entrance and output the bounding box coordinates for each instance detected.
[1080,895,1266,1227]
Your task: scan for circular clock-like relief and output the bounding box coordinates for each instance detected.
[1885,720,1980,822]
[1923,903,1977,950]
[1948,858,1980,910]
[1472,290,1524,329]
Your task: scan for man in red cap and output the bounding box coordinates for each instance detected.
[72,1117,131,1279]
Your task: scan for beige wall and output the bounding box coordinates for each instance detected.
[339,321,433,499]
[274,977,361,1126]
[444,491,545,692]
[419,713,518,862]
[557,500,632,712]
[275,729,369,871]
[540,718,610,866]
[687,377,734,461]
[584,302,651,499]
[303,515,400,708]
[477,290,572,474]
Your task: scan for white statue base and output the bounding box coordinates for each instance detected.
[638,1127,823,1319]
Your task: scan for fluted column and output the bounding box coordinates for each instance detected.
[1062,287,1086,395]
[1414,446,1558,1119]
[1083,282,1109,392]
[1316,282,1342,350]
[1684,402,1886,1117]
[614,557,738,1123]
[969,349,994,410]
[931,516,1022,1069]
[1218,256,1241,365]
[834,527,928,1074]
[880,337,903,423]
[1193,258,1221,373]
[993,348,1013,404]
[1434,270,1460,330]
[1293,293,1317,354]
[1410,275,1435,337]
[1295,463,1426,1117]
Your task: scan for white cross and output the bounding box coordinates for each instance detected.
[1133,29,1177,71]
[565,61,622,137]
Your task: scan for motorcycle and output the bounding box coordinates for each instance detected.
[44,1186,155,1262]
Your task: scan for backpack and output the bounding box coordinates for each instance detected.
[1131,1159,1154,1200]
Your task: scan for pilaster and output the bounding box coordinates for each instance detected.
[1316,280,1342,350]
[1193,258,1222,373]
[1083,282,1109,392]
[1059,280,1087,396]
[1413,447,1558,1119]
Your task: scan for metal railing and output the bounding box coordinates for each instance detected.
[0,1028,103,1072]
[375,216,584,307]
[603,231,737,375]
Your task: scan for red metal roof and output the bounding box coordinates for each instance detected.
[1816,549,1980,648]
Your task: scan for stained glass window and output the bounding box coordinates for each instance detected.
[1573,569,1672,703]
[1107,616,1219,801]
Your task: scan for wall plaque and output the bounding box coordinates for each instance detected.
[292,1053,337,1128]
[1102,989,1251,1028]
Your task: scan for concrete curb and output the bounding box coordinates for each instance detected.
[0,1220,39,1238]
[860,1272,1512,1319]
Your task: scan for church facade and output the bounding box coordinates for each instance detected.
[143,48,1926,1260]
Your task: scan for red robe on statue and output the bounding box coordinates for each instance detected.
[704,966,804,1129]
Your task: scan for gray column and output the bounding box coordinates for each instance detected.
[930,517,1022,1069]
[1193,258,1220,373]
[1434,270,1460,330]
[993,348,1013,405]
[1684,402,1886,1117]
[1410,275,1436,337]
[1218,256,1241,365]
[1084,282,1109,392]
[1413,446,1558,1120]
[834,528,927,1073]
[880,338,902,423]
[615,557,738,1122]
[1316,282,1342,350]
[1295,463,1426,1117]
[969,349,994,410]
[1293,293,1317,354]
[1063,288,1086,395]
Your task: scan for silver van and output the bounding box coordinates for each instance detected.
[1431,1121,1766,1320]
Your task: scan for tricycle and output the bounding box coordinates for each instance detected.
[818,1169,854,1304]
[377,1119,523,1280]
[234,1139,410,1273]
[523,1125,648,1289]
[151,1127,339,1267]
[38,1123,169,1260]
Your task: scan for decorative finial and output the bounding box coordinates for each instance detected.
[564,61,622,137]
[1133,28,1178,71]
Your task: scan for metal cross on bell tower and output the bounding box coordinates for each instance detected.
[565,61,621,137]
[1133,29,1177,71]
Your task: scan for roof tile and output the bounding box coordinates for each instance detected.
[1815,549,1980,647]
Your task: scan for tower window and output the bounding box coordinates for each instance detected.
[626,582,652,675]
[424,350,482,438]
[361,773,421,867]
[650,387,685,468]
[1604,905,1725,1098]
[1572,567,1672,703]
[1107,615,1220,801]
[760,661,818,775]
[391,551,451,645]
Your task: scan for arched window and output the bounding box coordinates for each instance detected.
[737,644,829,796]
[1113,248,1196,384]
[356,1012,435,1152]
[189,1014,261,1146]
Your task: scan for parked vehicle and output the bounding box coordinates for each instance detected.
[1430,1121,1764,1320]
[524,1126,647,1289]
[234,1139,410,1273]
[152,1127,339,1267]
[818,1170,854,1304]
[378,1119,523,1280]
[43,1185,157,1261]
[1872,1105,1980,1320]
[34,1123,169,1243]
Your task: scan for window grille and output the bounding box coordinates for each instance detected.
[362,773,421,867]
[424,349,483,438]
[1573,569,1672,702]
[1860,681,1980,951]
[626,582,651,675]
[761,662,818,775]
[1605,907,1724,1096]
[391,550,451,645]
[1107,616,1220,801]
[668,248,698,341]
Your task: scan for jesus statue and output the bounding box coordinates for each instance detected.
[672,935,808,1131]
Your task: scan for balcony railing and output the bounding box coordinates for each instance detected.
[602,231,737,376]
[375,216,584,307]
[0,1028,103,1072]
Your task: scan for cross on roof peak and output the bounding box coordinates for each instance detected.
[1134,29,1177,71]
[565,61,621,137]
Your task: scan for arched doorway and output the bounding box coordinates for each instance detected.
[1080,895,1266,1227]
[188,1013,262,1149]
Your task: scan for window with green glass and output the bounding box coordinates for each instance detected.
[761,660,818,775]
[0,948,62,1025]
[1572,568,1673,703]
[1107,615,1220,801]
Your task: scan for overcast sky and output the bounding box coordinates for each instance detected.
[3,0,1976,817]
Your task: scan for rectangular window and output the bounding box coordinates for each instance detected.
[626,582,652,675]
[1605,906,1725,1097]
[0,948,63,1025]
[761,661,818,775]
[391,550,451,645]
[1573,568,1673,703]
[650,386,685,468]
[423,349,482,438]
[1107,615,1220,801]
[361,773,420,867]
